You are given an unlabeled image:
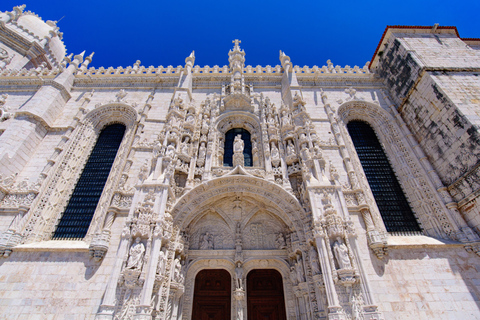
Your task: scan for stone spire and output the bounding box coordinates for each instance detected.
[228,39,245,82]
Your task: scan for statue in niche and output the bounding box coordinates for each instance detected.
[309,245,321,275]
[233,135,244,154]
[202,116,210,132]
[235,262,244,290]
[126,237,145,270]
[295,259,305,283]
[286,140,296,158]
[281,110,292,127]
[180,136,191,156]
[275,232,286,249]
[165,143,176,158]
[197,142,206,167]
[200,232,214,250]
[333,238,352,269]
[300,143,312,162]
[157,247,167,275]
[289,266,297,285]
[270,142,280,167]
[185,110,195,125]
[153,140,163,158]
[173,258,184,282]
[267,114,275,126]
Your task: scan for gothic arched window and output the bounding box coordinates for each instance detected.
[53,123,126,240]
[223,128,252,167]
[347,121,421,233]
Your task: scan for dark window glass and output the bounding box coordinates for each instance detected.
[53,123,126,240]
[347,121,421,232]
[223,128,252,167]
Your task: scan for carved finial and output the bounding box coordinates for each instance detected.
[185,50,195,67]
[232,39,241,50]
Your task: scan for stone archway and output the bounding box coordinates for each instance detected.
[172,174,307,320]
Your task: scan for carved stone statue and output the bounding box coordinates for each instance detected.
[309,245,321,275]
[197,142,206,167]
[157,248,167,275]
[180,136,191,156]
[235,262,244,289]
[153,140,163,158]
[296,259,305,283]
[165,143,176,158]
[333,238,352,269]
[200,232,214,250]
[281,110,292,127]
[233,135,244,154]
[270,142,280,167]
[126,237,145,270]
[173,258,183,282]
[275,232,286,249]
[289,266,297,285]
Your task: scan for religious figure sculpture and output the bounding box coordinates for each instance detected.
[309,245,321,275]
[333,238,352,269]
[281,110,292,127]
[196,142,206,167]
[290,266,297,285]
[165,143,176,158]
[180,136,190,156]
[296,259,305,283]
[233,135,245,166]
[270,142,280,167]
[235,262,244,290]
[126,237,145,270]
[275,232,286,249]
[157,248,167,275]
[200,232,214,250]
[173,258,183,282]
[233,135,244,154]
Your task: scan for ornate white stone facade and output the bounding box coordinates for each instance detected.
[1,7,480,320]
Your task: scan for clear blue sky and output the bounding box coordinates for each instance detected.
[3,1,479,69]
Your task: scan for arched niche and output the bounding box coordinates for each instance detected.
[216,112,264,168]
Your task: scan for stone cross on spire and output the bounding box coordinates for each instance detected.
[233,39,241,50]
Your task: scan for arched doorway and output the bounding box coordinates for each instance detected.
[247,269,287,320]
[192,269,232,319]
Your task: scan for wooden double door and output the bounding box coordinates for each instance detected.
[192,269,287,320]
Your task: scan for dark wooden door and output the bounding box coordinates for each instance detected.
[247,269,287,320]
[192,269,231,320]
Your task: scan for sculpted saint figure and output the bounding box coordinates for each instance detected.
[157,248,167,275]
[196,141,207,167]
[165,143,176,158]
[235,262,244,289]
[333,238,352,269]
[309,245,321,275]
[200,232,214,250]
[290,266,297,285]
[275,232,286,249]
[295,259,305,283]
[271,142,280,167]
[287,140,295,157]
[281,110,292,127]
[173,258,183,282]
[233,135,244,154]
[126,237,145,270]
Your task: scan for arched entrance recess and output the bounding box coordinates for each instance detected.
[247,269,287,320]
[192,269,232,320]
[171,174,307,320]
